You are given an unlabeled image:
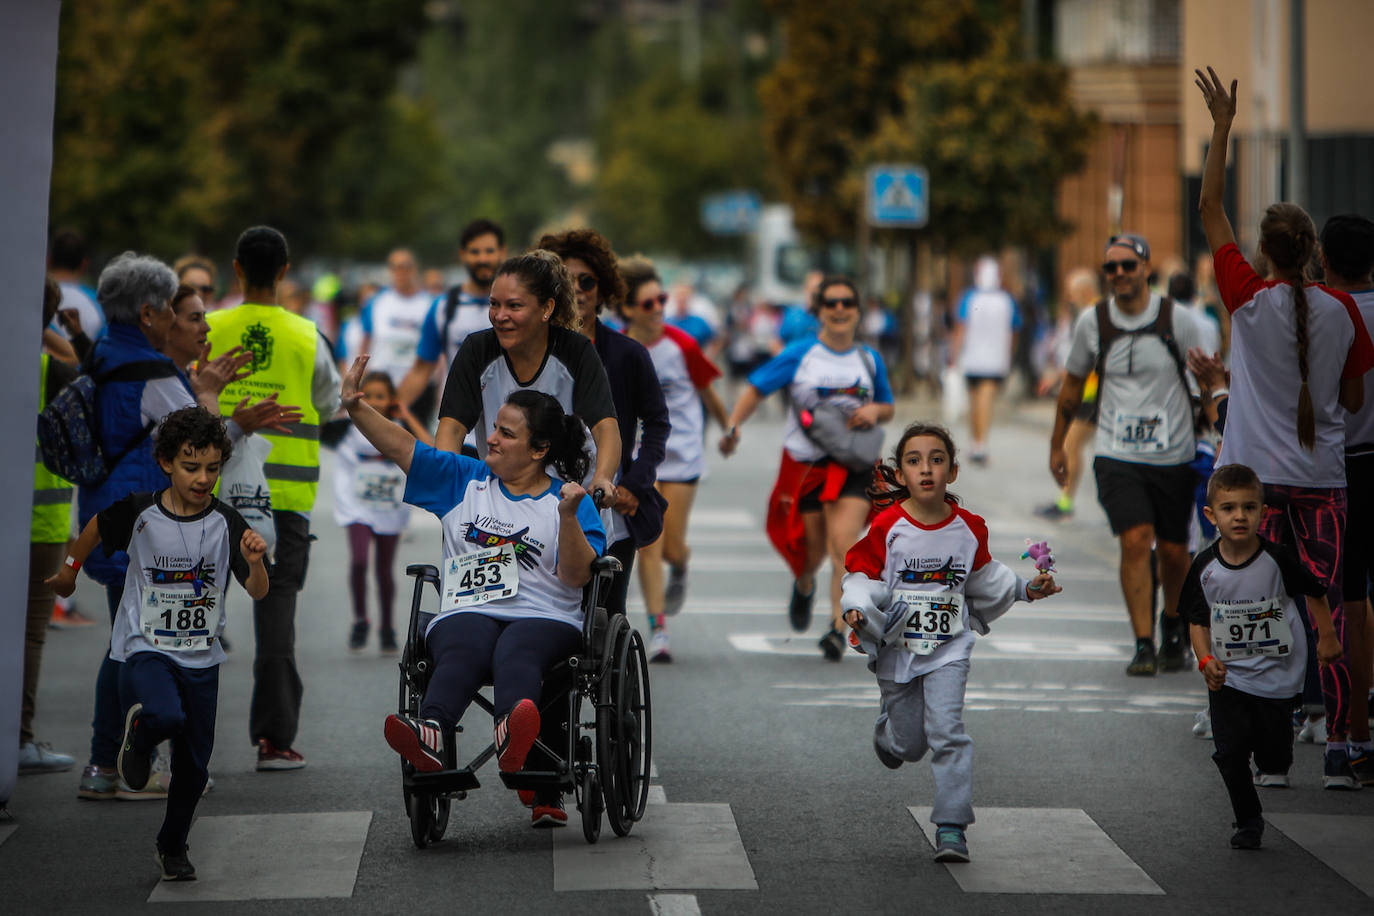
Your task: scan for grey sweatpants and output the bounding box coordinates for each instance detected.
[875,657,974,828]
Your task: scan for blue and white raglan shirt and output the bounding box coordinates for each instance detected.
[404,442,606,635]
[747,337,893,463]
[417,289,491,366]
[99,492,253,669]
[360,286,435,385]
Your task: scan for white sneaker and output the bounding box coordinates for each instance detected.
[18,741,75,773]
[1192,709,1212,739]
[648,629,672,663]
[1253,771,1290,788]
[1298,715,1328,744]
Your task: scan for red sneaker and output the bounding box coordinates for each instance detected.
[517,789,536,807]
[530,797,567,828]
[255,739,306,771]
[495,699,540,773]
[384,714,444,772]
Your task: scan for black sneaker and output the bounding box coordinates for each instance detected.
[156,846,197,881]
[933,825,970,862]
[1230,818,1263,849]
[1158,615,1185,671]
[1032,502,1073,521]
[1126,641,1157,676]
[379,628,398,654]
[819,628,845,662]
[117,703,154,792]
[348,621,368,652]
[1322,749,1362,790]
[789,579,815,632]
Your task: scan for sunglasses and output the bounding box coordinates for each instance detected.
[820,296,858,309]
[637,292,669,311]
[1102,259,1139,275]
[192,285,215,297]
[572,273,598,293]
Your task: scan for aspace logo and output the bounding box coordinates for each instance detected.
[898,557,966,587]
[144,558,216,588]
[461,522,544,570]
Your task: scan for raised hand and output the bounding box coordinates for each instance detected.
[341,355,371,408]
[240,528,268,564]
[1186,347,1227,392]
[232,392,304,435]
[192,344,254,396]
[1194,66,1237,128]
[559,481,588,516]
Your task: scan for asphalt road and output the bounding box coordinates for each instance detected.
[4,395,1372,914]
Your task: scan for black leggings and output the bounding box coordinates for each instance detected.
[420,613,581,729]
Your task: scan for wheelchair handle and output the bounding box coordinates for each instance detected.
[592,487,608,509]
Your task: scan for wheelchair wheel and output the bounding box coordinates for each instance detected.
[429,794,451,842]
[408,789,434,849]
[580,768,602,844]
[598,624,653,837]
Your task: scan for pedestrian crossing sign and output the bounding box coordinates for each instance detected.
[866,164,928,228]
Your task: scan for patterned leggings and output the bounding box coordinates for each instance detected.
[1260,484,1350,741]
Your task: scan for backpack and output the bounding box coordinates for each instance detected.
[441,286,465,358]
[1090,297,1201,431]
[37,360,178,486]
[792,346,885,470]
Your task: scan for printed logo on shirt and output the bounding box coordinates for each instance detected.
[225,483,271,514]
[898,556,967,587]
[145,557,216,589]
[242,322,274,372]
[461,520,545,570]
[816,382,870,400]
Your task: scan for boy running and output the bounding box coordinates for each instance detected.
[50,406,269,881]
[1181,464,1343,849]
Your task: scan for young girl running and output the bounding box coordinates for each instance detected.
[841,422,1060,862]
[333,371,432,653]
[1196,67,1374,788]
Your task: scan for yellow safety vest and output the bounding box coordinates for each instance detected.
[206,303,322,512]
[33,353,74,543]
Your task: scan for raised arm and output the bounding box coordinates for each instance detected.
[341,355,417,473]
[1196,67,1239,254]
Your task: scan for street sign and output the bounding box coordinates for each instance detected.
[866,164,928,228]
[701,190,762,235]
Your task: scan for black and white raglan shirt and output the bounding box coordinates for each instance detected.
[98,491,254,668]
[1179,537,1326,699]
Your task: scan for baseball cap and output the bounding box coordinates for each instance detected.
[1106,233,1150,261]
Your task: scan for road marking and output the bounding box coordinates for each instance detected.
[553,803,757,891]
[728,632,1135,662]
[1266,813,1374,897]
[647,785,668,805]
[770,680,1201,715]
[688,508,757,529]
[909,807,1163,895]
[635,598,1126,623]
[648,893,701,916]
[147,811,371,902]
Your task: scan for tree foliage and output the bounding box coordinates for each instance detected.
[760,0,1094,251]
[50,0,431,260]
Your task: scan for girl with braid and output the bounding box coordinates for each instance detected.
[1196,67,1374,789]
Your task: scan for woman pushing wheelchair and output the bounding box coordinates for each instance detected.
[340,353,605,828]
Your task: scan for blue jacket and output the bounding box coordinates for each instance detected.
[77,323,193,586]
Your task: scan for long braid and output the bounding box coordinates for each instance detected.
[1292,277,1315,450]
[1260,203,1318,451]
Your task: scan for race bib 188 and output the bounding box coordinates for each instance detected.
[1210,598,1294,659]
[354,468,404,508]
[441,543,519,611]
[140,587,221,652]
[895,590,965,656]
[1111,410,1169,454]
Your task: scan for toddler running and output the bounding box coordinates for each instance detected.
[841,422,1060,863]
[49,406,269,881]
[1182,464,1341,847]
[332,370,432,652]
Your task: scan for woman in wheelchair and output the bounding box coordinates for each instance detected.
[340,355,605,827]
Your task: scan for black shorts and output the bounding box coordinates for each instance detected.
[797,462,872,512]
[1092,456,1196,543]
[1074,399,1098,423]
[964,374,1005,387]
[1344,452,1374,602]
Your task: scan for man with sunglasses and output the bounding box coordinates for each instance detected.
[1049,234,1210,676]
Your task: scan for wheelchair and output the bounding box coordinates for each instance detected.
[396,555,652,848]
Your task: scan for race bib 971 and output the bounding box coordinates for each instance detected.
[441,543,519,611]
[1210,598,1294,659]
[895,590,965,656]
[140,587,221,652]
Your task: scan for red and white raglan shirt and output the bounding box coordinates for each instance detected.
[644,324,722,482]
[1213,244,1374,487]
[842,502,1031,683]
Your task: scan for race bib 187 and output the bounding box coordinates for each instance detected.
[1210,598,1294,659]
[895,590,965,656]
[441,543,519,611]
[140,586,222,652]
[1111,410,1170,454]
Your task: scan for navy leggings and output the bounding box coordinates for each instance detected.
[420,613,581,729]
[120,652,218,855]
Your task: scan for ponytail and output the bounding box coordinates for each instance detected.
[504,389,590,482]
[865,420,962,510]
[1260,203,1318,450]
[1291,281,1315,450]
[551,413,591,484]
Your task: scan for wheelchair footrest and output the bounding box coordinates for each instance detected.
[499,769,574,792]
[407,767,481,793]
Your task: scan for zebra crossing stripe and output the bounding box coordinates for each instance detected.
[648,893,701,916]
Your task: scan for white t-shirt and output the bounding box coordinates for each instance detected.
[1065,294,1207,467]
[99,492,253,668]
[956,287,1020,377]
[1343,289,1374,454]
[747,337,894,464]
[645,325,721,482]
[55,281,105,341]
[332,425,410,535]
[1212,244,1374,487]
[361,287,435,384]
[402,443,605,635]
